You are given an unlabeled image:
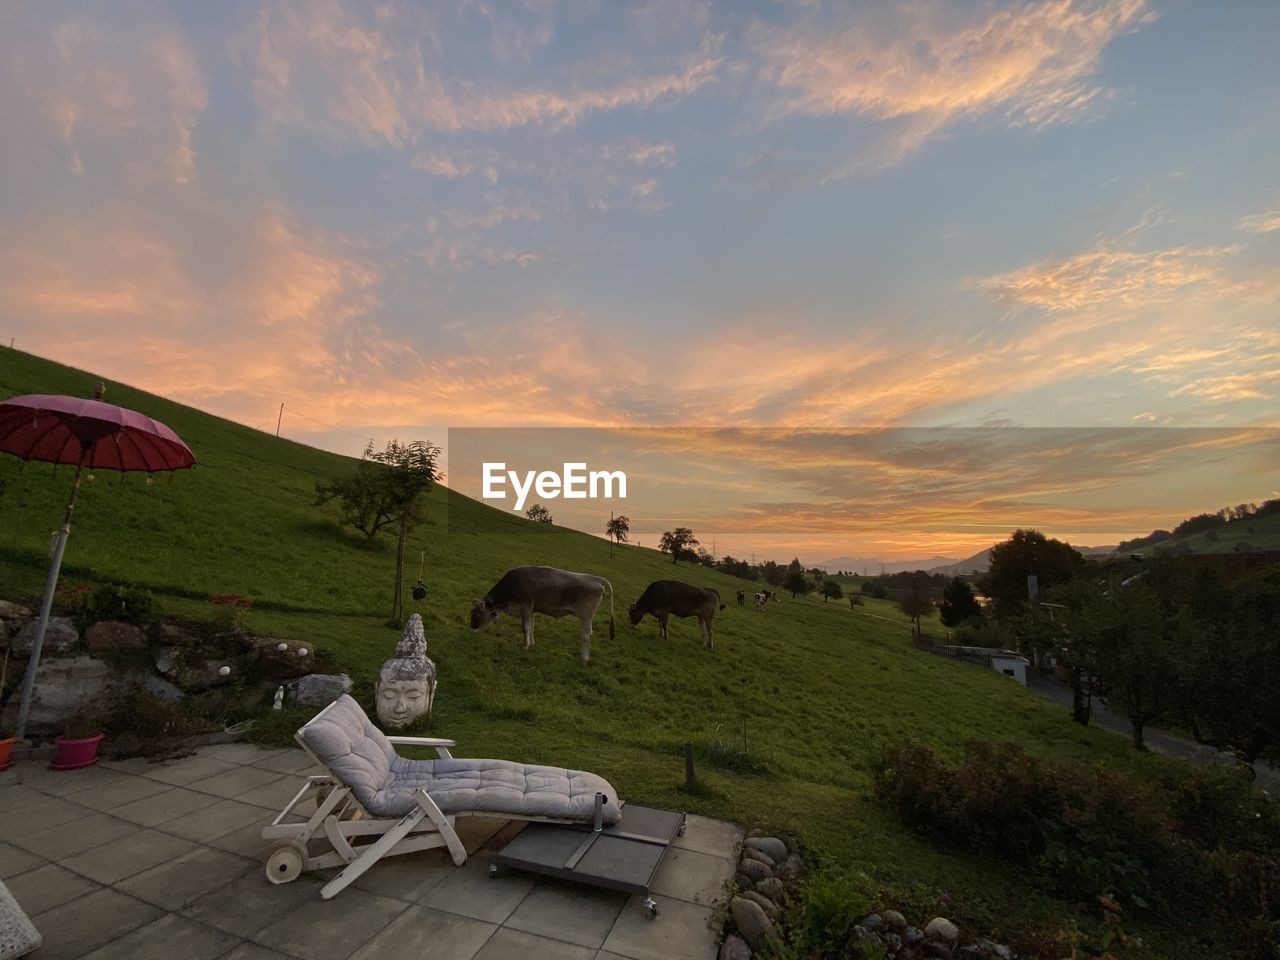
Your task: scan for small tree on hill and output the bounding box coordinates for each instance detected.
[526,504,553,524]
[939,577,983,627]
[981,529,1086,619]
[899,594,932,642]
[821,578,843,602]
[659,528,699,564]
[605,513,629,558]
[784,568,810,599]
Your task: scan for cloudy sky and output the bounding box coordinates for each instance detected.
[2,1,1277,559]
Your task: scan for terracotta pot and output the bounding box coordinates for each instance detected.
[49,732,103,770]
[0,736,14,771]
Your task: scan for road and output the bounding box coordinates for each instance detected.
[1024,670,1279,792]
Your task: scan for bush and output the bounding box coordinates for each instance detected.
[76,582,154,630]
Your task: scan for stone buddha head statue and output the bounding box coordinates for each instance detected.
[375,614,437,728]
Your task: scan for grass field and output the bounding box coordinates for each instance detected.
[0,348,1203,957]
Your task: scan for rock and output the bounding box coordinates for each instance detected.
[0,600,33,621]
[718,933,752,960]
[0,657,112,736]
[151,621,201,646]
[734,872,753,892]
[883,909,908,930]
[774,855,802,879]
[12,617,78,656]
[754,877,785,904]
[294,673,353,707]
[978,942,1011,960]
[730,897,774,952]
[959,947,984,959]
[922,942,953,960]
[741,847,776,868]
[254,638,316,680]
[906,927,925,945]
[139,674,185,703]
[744,836,788,862]
[852,925,883,946]
[85,620,147,651]
[739,858,774,883]
[155,647,247,691]
[925,918,959,944]
[742,890,780,921]
[885,932,903,952]
[862,913,883,932]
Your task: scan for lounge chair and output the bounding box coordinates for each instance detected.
[261,694,622,899]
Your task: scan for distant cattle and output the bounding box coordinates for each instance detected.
[629,580,725,650]
[735,589,745,607]
[754,592,766,610]
[471,566,615,663]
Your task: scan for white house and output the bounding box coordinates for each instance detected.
[989,651,1029,686]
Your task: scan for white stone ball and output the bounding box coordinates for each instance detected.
[276,642,288,652]
[297,647,309,657]
[218,665,231,676]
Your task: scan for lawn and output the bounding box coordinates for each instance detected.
[0,348,1203,957]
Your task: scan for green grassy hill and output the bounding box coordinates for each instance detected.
[1129,512,1280,557]
[0,348,1196,956]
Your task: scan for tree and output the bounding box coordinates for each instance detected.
[605,514,629,558]
[898,594,932,642]
[784,568,811,599]
[761,560,783,586]
[821,579,843,602]
[981,529,1087,619]
[315,439,441,622]
[526,504,553,524]
[939,577,983,628]
[658,528,699,564]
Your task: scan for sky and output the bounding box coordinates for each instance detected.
[1,0,1277,561]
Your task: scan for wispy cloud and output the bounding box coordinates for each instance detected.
[753,0,1153,175]
[1236,206,1280,234]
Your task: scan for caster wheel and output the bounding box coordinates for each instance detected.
[643,898,659,921]
[488,864,500,879]
[677,816,687,838]
[265,843,305,885]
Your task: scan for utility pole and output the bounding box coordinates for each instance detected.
[275,403,284,437]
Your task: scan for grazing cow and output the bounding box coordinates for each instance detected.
[629,580,725,650]
[754,592,767,610]
[735,589,745,607]
[471,566,615,663]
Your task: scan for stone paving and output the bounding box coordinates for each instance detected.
[0,743,742,960]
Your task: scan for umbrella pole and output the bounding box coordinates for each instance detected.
[13,454,89,742]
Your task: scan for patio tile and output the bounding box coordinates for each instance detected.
[253,886,407,960]
[0,784,49,815]
[112,785,212,826]
[220,946,299,960]
[22,764,134,798]
[349,847,454,902]
[81,912,241,960]
[503,878,625,949]
[455,815,514,854]
[11,811,140,861]
[31,887,163,960]
[0,840,47,879]
[181,865,325,938]
[0,795,90,841]
[5,862,102,915]
[198,743,290,765]
[158,797,267,843]
[649,846,735,907]
[73,773,172,811]
[208,818,273,859]
[420,855,535,924]
[348,904,497,960]
[672,815,744,859]
[187,764,285,800]
[117,845,257,910]
[600,895,718,960]
[250,749,319,776]
[477,928,597,960]
[100,756,159,776]
[61,828,197,884]
[235,773,310,810]
[145,754,240,786]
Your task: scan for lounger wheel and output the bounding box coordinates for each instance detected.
[488,864,500,879]
[643,898,659,920]
[677,815,687,837]
[265,842,306,885]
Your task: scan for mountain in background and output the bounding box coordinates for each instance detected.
[814,555,961,575]
[927,543,1117,577]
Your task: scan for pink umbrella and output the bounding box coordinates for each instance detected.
[0,384,195,740]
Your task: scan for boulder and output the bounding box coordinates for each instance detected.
[739,858,773,883]
[734,872,753,892]
[718,933,752,960]
[741,890,780,921]
[978,941,1011,960]
[730,897,774,952]
[12,617,78,656]
[155,648,247,691]
[139,674,185,704]
[741,847,776,868]
[294,673,353,708]
[0,600,33,622]
[744,836,788,862]
[774,855,803,879]
[151,621,201,647]
[754,877,785,904]
[0,656,112,735]
[85,621,147,651]
[883,910,908,930]
[922,942,953,960]
[906,927,925,945]
[925,918,959,944]
[253,638,316,680]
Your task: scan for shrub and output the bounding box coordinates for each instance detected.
[76,582,153,630]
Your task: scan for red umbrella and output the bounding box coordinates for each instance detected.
[0,384,195,741]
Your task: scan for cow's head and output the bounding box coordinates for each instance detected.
[470,598,498,629]
[627,602,644,626]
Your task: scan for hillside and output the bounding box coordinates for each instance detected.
[0,348,1204,956]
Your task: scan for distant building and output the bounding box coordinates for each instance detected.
[989,651,1029,686]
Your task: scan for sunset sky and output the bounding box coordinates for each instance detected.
[2,1,1277,561]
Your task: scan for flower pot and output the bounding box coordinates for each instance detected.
[49,732,103,770]
[0,736,14,771]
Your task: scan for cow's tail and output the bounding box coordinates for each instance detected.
[603,578,616,640]
[714,588,726,611]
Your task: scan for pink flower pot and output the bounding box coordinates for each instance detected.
[49,733,103,770]
[0,736,14,771]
